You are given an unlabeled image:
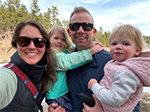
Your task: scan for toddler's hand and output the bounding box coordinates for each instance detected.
[88,79,98,90]
[90,42,104,55]
[94,42,103,48]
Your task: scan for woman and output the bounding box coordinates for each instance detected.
[0,20,56,112]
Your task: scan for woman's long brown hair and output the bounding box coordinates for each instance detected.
[11,20,57,93]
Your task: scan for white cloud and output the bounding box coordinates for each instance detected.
[82,0,111,5]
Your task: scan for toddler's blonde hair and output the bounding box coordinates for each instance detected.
[48,25,73,53]
[109,23,148,52]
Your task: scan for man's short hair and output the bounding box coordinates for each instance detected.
[69,6,94,23]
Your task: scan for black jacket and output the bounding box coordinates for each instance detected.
[1,51,47,112]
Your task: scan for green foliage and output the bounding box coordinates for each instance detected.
[94,27,110,47]
[62,20,69,30]
[30,0,40,20]
[143,35,150,47]
[43,8,52,31]
[51,6,59,25]
[0,0,64,33]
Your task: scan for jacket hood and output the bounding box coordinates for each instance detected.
[116,57,150,86]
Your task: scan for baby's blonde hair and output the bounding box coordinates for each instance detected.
[109,23,148,51]
[48,25,73,53]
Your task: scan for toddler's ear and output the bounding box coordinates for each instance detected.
[67,28,71,37]
[135,47,142,56]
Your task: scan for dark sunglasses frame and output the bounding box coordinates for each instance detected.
[69,23,93,31]
[17,36,47,48]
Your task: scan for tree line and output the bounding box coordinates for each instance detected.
[0,0,150,47]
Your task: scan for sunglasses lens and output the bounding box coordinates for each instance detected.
[83,23,93,31]
[69,23,79,31]
[69,23,93,31]
[34,38,46,48]
[18,36,30,47]
[17,36,46,48]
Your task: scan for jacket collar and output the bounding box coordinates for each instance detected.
[10,51,47,83]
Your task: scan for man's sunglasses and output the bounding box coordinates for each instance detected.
[69,23,93,31]
[17,36,47,48]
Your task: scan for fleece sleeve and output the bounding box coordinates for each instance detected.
[0,67,17,109]
[56,49,93,71]
[91,71,139,107]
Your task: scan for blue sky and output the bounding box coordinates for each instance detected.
[1,0,150,36]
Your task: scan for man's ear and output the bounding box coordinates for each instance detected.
[67,28,71,37]
[93,28,97,37]
[135,47,142,56]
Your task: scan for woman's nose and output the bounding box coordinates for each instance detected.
[28,41,36,48]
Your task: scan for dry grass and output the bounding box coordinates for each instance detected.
[104,47,110,51]
[140,92,150,112]
[0,39,16,63]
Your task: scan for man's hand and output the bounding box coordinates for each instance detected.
[48,103,66,112]
[82,94,104,112]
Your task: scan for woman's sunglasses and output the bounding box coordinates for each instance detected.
[17,36,47,48]
[69,23,93,31]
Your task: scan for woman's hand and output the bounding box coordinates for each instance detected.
[82,94,104,112]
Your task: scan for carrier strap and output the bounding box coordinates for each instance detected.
[3,63,39,100]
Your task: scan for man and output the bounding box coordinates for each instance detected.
[49,6,140,112]
[66,6,111,111]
